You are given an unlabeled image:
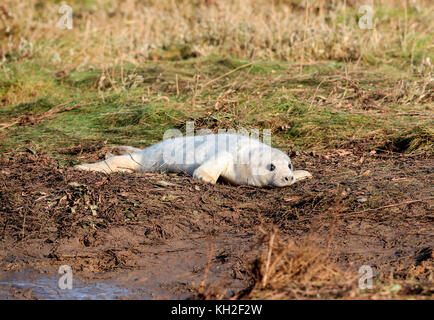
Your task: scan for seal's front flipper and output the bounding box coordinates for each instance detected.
[193,153,233,184]
[293,170,312,182]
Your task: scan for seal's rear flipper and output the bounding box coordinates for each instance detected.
[105,145,142,159]
[293,170,312,182]
[74,153,142,174]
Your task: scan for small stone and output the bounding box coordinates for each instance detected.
[89,204,98,216]
[68,182,86,188]
[166,194,177,201]
[389,284,402,292]
[154,180,175,187]
[160,194,177,201]
[125,212,135,219]
[284,196,302,202]
[194,185,200,191]
[360,170,371,177]
[357,197,368,203]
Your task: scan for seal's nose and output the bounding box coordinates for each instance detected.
[284,176,295,184]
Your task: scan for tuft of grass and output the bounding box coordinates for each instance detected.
[242,232,357,299]
[383,125,434,154]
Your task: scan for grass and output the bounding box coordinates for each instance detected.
[1,56,432,161]
[1,1,432,157]
[245,232,358,299]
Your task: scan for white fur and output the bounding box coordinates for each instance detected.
[74,134,312,187]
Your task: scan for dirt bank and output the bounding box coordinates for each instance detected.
[0,148,432,299]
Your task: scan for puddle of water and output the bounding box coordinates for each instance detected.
[0,270,142,300]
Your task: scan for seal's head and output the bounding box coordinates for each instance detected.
[245,147,295,187]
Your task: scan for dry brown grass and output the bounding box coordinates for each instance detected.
[240,229,358,299]
[1,0,433,70]
[237,229,433,300]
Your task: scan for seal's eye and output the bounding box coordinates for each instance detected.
[288,163,293,171]
[269,164,275,171]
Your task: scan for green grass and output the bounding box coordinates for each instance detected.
[0,54,432,164]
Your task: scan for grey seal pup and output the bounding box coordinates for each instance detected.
[74,134,312,187]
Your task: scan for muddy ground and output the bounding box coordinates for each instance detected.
[0,146,432,299]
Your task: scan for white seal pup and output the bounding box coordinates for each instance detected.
[74,134,312,187]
